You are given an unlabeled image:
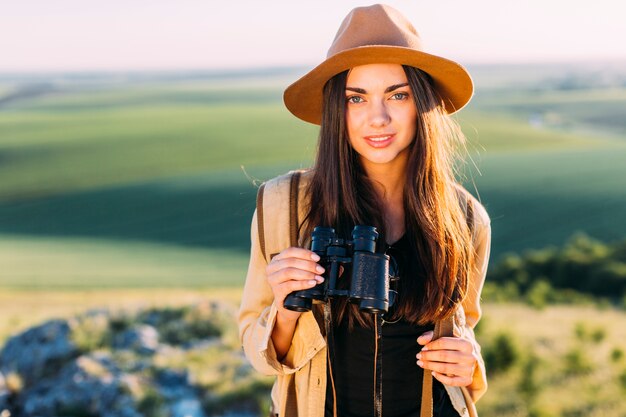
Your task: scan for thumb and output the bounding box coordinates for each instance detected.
[417,330,434,346]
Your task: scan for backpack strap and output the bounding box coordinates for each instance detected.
[420,194,475,417]
[288,171,302,247]
[256,182,268,260]
[255,171,303,261]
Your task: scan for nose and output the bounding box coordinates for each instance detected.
[368,99,391,128]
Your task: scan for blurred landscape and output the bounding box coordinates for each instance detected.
[1,61,626,416]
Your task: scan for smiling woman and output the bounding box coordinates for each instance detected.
[238,4,491,417]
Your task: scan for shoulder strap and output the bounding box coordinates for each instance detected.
[420,192,476,417]
[289,171,302,247]
[255,171,302,261]
[256,183,267,260]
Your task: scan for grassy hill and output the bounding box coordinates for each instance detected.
[0,67,625,289]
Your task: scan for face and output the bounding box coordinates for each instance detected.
[345,63,417,173]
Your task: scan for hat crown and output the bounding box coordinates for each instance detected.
[327,4,423,58]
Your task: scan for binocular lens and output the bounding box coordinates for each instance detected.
[311,227,335,253]
[283,294,313,312]
[352,225,378,252]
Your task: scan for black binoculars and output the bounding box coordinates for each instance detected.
[284,225,397,314]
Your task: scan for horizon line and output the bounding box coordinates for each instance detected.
[2,58,626,76]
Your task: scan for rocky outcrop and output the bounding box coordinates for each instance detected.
[0,301,271,417]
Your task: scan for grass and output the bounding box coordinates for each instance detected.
[0,288,242,345]
[469,144,626,258]
[478,303,626,416]
[1,288,625,417]
[0,235,249,289]
[0,77,624,285]
[470,87,626,136]
[0,103,317,199]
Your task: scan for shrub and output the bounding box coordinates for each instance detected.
[518,350,540,400]
[574,321,588,342]
[610,347,624,363]
[619,369,626,392]
[563,347,593,375]
[202,378,273,416]
[487,234,626,304]
[70,313,111,352]
[590,327,607,344]
[528,405,553,417]
[483,331,521,375]
[525,279,552,310]
[137,386,167,417]
[573,322,607,344]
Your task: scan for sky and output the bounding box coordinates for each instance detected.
[1,0,626,72]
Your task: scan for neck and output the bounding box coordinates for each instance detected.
[363,162,406,205]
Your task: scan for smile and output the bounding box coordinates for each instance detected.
[363,134,395,148]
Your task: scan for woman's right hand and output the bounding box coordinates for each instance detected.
[266,247,325,323]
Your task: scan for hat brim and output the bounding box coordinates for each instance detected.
[283,45,474,125]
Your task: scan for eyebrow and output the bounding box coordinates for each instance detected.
[345,83,409,94]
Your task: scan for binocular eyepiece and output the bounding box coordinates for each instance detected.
[283,225,395,314]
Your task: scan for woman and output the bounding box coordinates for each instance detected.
[238,4,491,417]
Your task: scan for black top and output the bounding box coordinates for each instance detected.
[324,233,459,417]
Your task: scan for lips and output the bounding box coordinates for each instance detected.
[363,133,395,148]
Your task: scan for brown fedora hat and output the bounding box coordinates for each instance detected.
[283,4,474,125]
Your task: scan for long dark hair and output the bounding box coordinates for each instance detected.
[301,65,473,327]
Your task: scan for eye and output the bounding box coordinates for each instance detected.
[390,92,409,100]
[346,95,364,104]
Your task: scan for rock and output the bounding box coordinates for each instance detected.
[0,302,265,417]
[113,324,159,354]
[0,319,78,386]
[171,397,207,417]
[21,352,142,417]
[156,369,207,417]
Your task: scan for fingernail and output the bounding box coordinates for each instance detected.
[315,276,325,283]
[309,280,317,285]
[416,353,421,360]
[311,253,321,261]
[417,360,424,367]
[421,346,429,352]
[316,265,325,274]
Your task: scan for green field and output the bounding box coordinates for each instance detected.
[1,65,626,417]
[1,69,625,289]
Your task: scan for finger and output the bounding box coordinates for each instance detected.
[417,349,474,365]
[417,331,434,346]
[268,267,324,286]
[278,278,319,295]
[272,247,320,262]
[416,359,468,378]
[423,336,473,354]
[267,257,325,276]
[431,371,472,387]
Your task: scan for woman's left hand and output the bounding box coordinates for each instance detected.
[416,330,478,387]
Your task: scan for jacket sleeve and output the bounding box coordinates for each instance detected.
[237,209,326,376]
[460,198,491,402]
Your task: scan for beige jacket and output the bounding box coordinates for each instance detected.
[238,170,491,417]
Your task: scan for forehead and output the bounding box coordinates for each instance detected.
[346,63,408,88]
